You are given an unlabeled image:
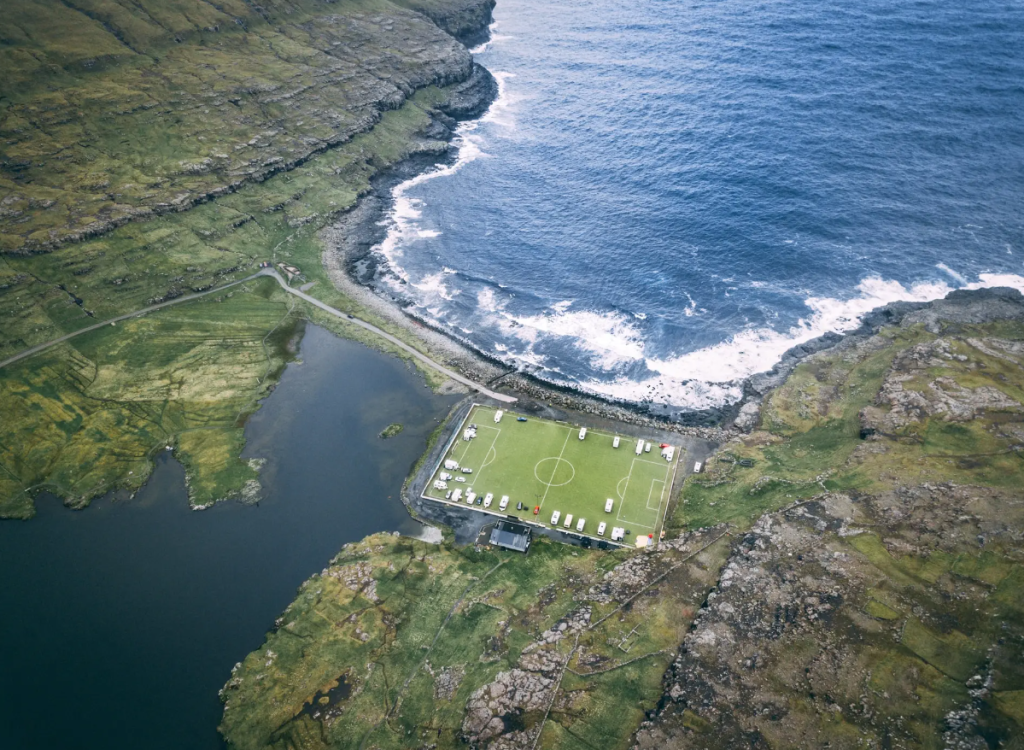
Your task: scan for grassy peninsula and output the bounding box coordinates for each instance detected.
[0,0,497,517]
[220,291,1024,749]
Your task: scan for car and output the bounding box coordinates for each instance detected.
[604,498,614,513]
[483,493,493,508]
[517,417,527,422]
[499,495,509,511]
[346,314,354,320]
[551,510,561,525]
[597,522,607,536]
[576,518,585,532]
[445,490,452,500]
[475,496,483,505]
[517,501,524,511]
[455,477,466,483]
[462,467,473,474]
[533,505,540,515]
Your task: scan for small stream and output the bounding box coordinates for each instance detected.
[0,325,458,749]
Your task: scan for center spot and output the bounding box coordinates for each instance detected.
[534,457,576,487]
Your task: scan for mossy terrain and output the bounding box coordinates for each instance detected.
[637,308,1024,748]
[218,528,731,749]
[0,0,481,252]
[223,303,1024,749]
[0,277,300,517]
[0,0,494,516]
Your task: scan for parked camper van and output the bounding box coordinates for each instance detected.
[483,493,493,508]
[494,410,504,423]
[452,489,462,503]
[635,439,644,455]
[439,472,452,481]
[645,442,651,453]
[597,522,607,536]
[576,518,585,532]
[613,436,620,448]
[578,427,587,440]
[466,491,476,505]
[499,495,509,511]
[563,513,573,529]
[433,480,448,490]
[444,460,459,471]
[604,498,614,513]
[693,461,702,473]
[551,510,561,525]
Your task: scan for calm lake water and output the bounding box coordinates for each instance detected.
[0,325,457,749]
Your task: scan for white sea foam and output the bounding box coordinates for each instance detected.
[468,21,510,55]
[568,272,1024,409]
[373,71,516,295]
[502,306,645,371]
[937,262,967,284]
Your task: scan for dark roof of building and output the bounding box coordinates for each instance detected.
[489,521,531,552]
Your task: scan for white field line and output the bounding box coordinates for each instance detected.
[538,427,573,510]
[615,460,636,520]
[655,448,683,540]
[467,426,501,492]
[616,458,670,530]
[646,478,666,511]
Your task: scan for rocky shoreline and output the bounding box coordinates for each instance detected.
[316,3,1024,442]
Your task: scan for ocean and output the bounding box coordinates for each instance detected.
[372,0,1024,411]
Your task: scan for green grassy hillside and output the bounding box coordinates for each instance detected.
[222,298,1024,749]
[0,0,495,517]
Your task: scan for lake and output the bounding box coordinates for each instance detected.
[0,325,458,749]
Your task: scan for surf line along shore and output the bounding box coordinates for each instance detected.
[0,267,516,405]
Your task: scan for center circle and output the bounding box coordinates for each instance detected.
[534,457,576,487]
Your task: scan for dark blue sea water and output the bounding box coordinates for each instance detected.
[376,0,1024,409]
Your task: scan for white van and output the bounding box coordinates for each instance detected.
[551,510,561,525]
[613,436,620,448]
[611,527,625,541]
[576,518,585,532]
[483,493,493,508]
[645,442,651,453]
[494,410,504,423]
[466,491,476,505]
[433,480,448,490]
[635,439,644,455]
[694,461,703,473]
[452,489,462,503]
[604,498,614,513]
[597,521,607,536]
[563,513,573,529]
[439,472,452,481]
[499,495,509,511]
[579,427,587,440]
[444,460,459,471]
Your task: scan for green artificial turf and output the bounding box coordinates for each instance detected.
[422,405,682,541]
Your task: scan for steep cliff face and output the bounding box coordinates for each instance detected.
[0,0,494,253]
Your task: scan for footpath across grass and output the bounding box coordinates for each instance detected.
[422,404,682,543]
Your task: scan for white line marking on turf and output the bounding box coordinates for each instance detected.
[647,479,666,510]
[538,427,573,510]
[468,426,502,491]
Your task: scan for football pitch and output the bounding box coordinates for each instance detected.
[422,404,682,543]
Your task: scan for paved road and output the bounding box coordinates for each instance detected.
[259,269,516,403]
[0,268,517,404]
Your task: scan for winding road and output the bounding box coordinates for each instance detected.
[0,268,517,404]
